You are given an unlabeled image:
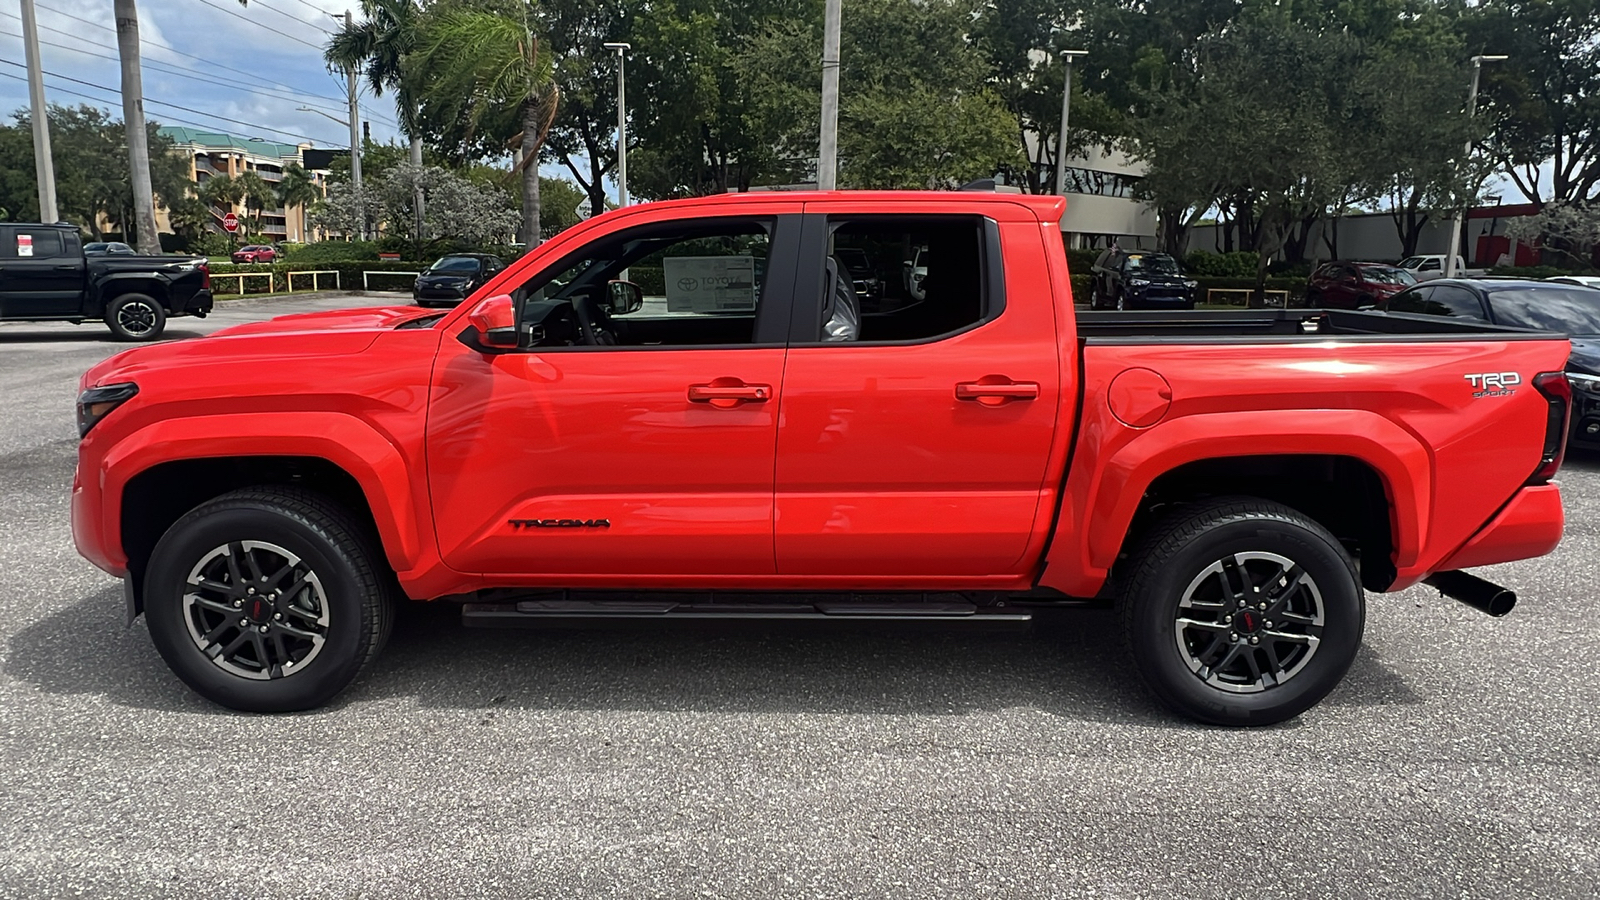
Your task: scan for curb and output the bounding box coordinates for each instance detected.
[215,290,410,304]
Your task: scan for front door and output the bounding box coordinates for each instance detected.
[0,226,83,318]
[427,210,802,579]
[773,206,1066,578]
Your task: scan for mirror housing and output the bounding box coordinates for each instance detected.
[465,293,519,349]
[607,280,645,314]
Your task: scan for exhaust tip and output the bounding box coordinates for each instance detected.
[1424,571,1517,618]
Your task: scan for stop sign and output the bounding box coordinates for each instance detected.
[222,212,239,233]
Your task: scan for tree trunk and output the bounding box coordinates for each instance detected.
[114,0,160,255]
[410,134,425,241]
[520,104,541,245]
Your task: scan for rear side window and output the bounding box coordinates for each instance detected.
[3,228,64,259]
[1388,285,1484,320]
[1387,286,1432,313]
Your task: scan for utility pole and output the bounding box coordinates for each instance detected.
[20,0,58,223]
[1054,50,1087,197]
[817,0,841,190]
[114,0,160,254]
[342,9,365,240]
[1445,54,1506,278]
[604,42,631,207]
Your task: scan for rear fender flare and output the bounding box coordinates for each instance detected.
[99,412,422,573]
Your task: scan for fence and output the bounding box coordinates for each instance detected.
[1206,288,1289,308]
[286,270,340,292]
[362,270,419,292]
[210,272,275,295]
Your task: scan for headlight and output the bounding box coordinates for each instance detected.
[77,382,139,438]
[1184,279,1199,289]
[1568,372,1600,395]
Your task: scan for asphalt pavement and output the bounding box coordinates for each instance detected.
[1,295,1597,898]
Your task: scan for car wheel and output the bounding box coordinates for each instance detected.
[143,487,396,712]
[1118,497,1363,726]
[104,293,167,342]
[1116,292,1126,311]
[1087,283,1100,309]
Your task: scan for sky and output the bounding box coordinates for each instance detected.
[0,0,412,150]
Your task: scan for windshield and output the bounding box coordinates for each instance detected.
[85,243,107,251]
[429,257,482,274]
[1126,254,1181,276]
[1396,257,1422,269]
[1361,266,1415,285]
[1488,288,1600,336]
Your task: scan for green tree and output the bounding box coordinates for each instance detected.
[276,163,323,212]
[535,0,628,216]
[234,170,276,234]
[411,1,557,243]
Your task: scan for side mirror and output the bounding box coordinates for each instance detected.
[607,280,645,314]
[464,293,519,349]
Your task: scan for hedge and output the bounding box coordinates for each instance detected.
[206,259,429,295]
[1067,274,1306,306]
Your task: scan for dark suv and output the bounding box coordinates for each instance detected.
[1087,250,1196,310]
[412,253,506,307]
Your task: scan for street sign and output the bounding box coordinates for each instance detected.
[573,199,593,221]
[222,212,239,233]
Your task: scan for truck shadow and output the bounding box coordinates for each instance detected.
[6,586,1421,724]
[0,327,209,344]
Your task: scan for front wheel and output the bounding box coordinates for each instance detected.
[104,293,166,341]
[143,487,395,712]
[1119,497,1364,726]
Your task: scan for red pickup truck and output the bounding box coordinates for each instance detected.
[72,192,1571,725]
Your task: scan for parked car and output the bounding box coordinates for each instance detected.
[832,247,883,300]
[1304,261,1415,309]
[902,245,929,301]
[1088,249,1197,309]
[1395,254,1485,281]
[1546,275,1600,290]
[84,241,136,256]
[412,253,506,307]
[78,194,1571,725]
[1379,277,1600,447]
[231,245,277,264]
[0,222,211,340]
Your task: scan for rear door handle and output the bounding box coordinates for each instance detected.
[956,380,1039,402]
[688,380,772,407]
[54,265,78,271]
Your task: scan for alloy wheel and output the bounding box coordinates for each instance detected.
[1173,551,1325,694]
[181,540,330,680]
[117,300,158,336]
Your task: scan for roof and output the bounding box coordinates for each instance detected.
[158,126,306,160]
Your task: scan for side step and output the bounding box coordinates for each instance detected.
[460,592,1035,629]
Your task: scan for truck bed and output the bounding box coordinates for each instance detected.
[1075,308,1556,340]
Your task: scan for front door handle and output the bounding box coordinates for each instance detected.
[956,379,1039,403]
[688,379,772,408]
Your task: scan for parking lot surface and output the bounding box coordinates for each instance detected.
[1,296,1597,898]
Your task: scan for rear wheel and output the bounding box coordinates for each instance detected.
[104,293,166,341]
[1119,497,1364,726]
[143,487,395,712]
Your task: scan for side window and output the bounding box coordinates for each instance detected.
[808,215,996,343]
[1428,286,1486,320]
[516,218,777,348]
[1419,258,1441,271]
[8,228,64,259]
[1387,286,1433,313]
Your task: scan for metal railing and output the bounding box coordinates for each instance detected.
[1206,288,1288,308]
[287,270,340,292]
[210,272,275,295]
[361,270,420,291]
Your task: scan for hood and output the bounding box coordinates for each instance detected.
[1567,337,1600,376]
[418,272,474,283]
[1127,273,1188,286]
[209,305,439,339]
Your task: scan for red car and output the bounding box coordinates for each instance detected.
[1304,260,1416,309]
[74,191,1569,724]
[230,244,277,264]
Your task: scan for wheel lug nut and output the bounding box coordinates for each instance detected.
[1222,615,1232,624]
[1249,636,1260,645]
[246,587,256,595]
[274,613,282,620]
[1264,620,1273,628]
[233,600,243,608]
[1230,633,1239,642]
[259,625,270,633]
[1257,602,1267,610]
[238,618,248,627]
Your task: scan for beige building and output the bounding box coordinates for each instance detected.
[159,127,330,242]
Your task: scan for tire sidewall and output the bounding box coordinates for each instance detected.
[144,504,373,712]
[105,293,167,342]
[1128,516,1364,726]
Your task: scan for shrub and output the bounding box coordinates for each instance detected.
[1065,247,1100,274]
[282,240,378,264]
[1184,249,1259,278]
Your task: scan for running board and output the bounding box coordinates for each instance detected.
[460,592,1034,628]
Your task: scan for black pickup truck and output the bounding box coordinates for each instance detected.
[0,222,212,341]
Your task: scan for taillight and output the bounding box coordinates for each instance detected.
[1529,371,1572,484]
[199,261,211,291]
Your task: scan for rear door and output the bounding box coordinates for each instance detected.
[427,206,803,578]
[0,227,83,317]
[772,202,1065,578]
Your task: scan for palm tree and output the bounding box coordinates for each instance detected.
[234,170,276,237]
[326,1,426,236]
[412,5,557,244]
[276,163,324,241]
[198,173,246,235]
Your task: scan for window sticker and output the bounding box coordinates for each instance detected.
[663,256,757,312]
[17,233,33,257]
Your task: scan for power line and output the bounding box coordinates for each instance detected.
[246,0,336,36]
[188,0,327,51]
[27,3,355,108]
[285,0,342,19]
[0,58,342,146]
[0,14,400,128]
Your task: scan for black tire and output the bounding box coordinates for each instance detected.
[1119,497,1363,726]
[1087,282,1102,309]
[104,293,167,342]
[143,487,395,712]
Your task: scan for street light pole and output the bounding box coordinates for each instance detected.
[19,0,58,223]
[1445,54,1506,278]
[1054,50,1088,197]
[817,0,841,190]
[335,9,364,240]
[604,42,631,207]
